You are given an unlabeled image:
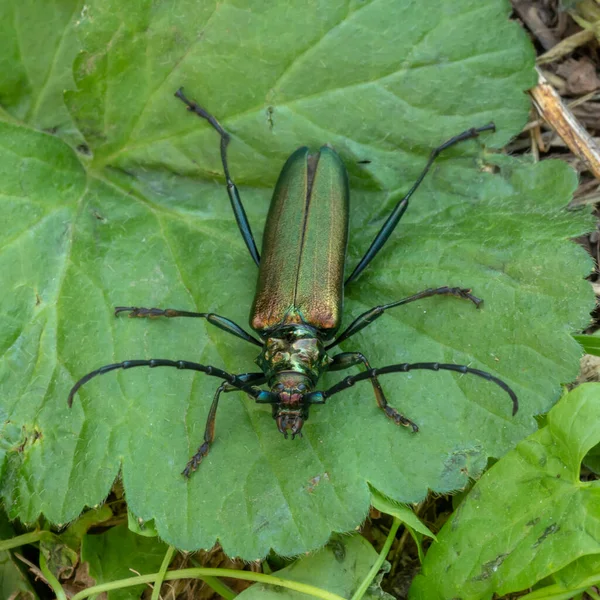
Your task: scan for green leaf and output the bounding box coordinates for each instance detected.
[0,0,594,560]
[0,0,85,147]
[410,384,600,599]
[238,534,390,600]
[371,489,435,540]
[61,505,114,550]
[81,523,167,600]
[371,489,435,564]
[574,334,600,357]
[0,510,38,600]
[40,535,79,581]
[521,554,600,600]
[127,510,158,538]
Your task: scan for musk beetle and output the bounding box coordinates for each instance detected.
[68,88,518,477]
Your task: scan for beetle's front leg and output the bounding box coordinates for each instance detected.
[182,372,267,478]
[329,352,418,431]
[182,381,225,478]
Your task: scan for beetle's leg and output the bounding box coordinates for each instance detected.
[175,88,260,267]
[307,362,518,416]
[346,124,495,285]
[182,372,267,477]
[114,307,263,347]
[329,352,418,431]
[67,359,274,408]
[326,286,482,350]
[182,381,225,477]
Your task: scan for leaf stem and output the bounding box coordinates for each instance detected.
[0,530,52,552]
[151,545,176,600]
[202,576,237,599]
[70,567,346,600]
[39,551,68,600]
[350,517,400,600]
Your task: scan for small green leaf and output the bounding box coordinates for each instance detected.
[574,334,600,357]
[371,488,435,540]
[40,536,79,581]
[82,523,167,600]
[410,384,600,599]
[0,510,38,599]
[127,510,158,538]
[61,506,113,550]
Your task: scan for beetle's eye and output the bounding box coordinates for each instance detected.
[275,383,285,391]
[297,383,306,392]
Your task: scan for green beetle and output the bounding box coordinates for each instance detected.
[68,89,517,477]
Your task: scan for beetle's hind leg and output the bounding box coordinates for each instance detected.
[329,352,418,432]
[182,372,267,478]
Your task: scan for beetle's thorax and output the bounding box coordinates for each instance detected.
[255,325,331,383]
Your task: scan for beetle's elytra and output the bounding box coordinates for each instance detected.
[68,88,517,478]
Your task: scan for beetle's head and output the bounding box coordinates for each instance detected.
[269,372,312,439]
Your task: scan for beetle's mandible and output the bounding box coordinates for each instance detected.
[68,88,518,477]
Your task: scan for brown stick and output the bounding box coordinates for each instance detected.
[529,68,600,180]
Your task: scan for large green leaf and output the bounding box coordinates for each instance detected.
[0,0,594,559]
[238,534,390,599]
[410,384,600,599]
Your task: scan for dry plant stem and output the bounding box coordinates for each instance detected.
[530,128,539,162]
[14,552,47,584]
[537,28,596,64]
[530,68,600,179]
[512,0,560,49]
[587,587,600,600]
[569,90,600,110]
[390,526,412,574]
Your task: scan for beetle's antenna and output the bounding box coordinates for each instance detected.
[68,359,274,407]
[175,88,261,267]
[309,361,518,415]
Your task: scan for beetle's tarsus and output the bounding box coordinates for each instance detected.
[454,288,483,308]
[384,405,419,432]
[182,442,211,478]
[115,306,170,318]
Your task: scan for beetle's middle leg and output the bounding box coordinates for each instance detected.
[114,307,263,347]
[326,286,481,349]
[182,372,267,477]
[329,352,418,431]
